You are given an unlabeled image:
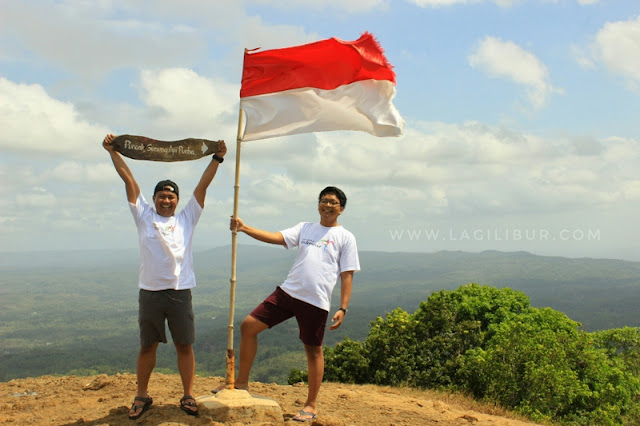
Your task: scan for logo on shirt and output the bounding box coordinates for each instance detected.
[155,223,176,235]
[320,239,335,251]
[301,238,335,251]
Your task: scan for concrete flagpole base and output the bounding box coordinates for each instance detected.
[197,389,283,424]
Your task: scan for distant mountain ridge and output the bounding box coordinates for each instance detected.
[0,247,141,270]
[3,245,639,331]
[2,245,639,382]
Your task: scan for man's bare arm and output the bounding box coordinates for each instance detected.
[230,217,286,246]
[103,134,140,204]
[193,141,227,207]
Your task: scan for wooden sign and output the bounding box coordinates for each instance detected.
[111,134,221,162]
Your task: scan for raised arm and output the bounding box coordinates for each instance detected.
[230,217,286,246]
[193,141,227,208]
[103,134,140,204]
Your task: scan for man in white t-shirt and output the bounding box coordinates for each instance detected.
[226,186,360,422]
[102,133,227,420]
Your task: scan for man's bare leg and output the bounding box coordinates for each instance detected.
[295,344,323,420]
[130,343,158,417]
[175,342,196,413]
[234,315,269,390]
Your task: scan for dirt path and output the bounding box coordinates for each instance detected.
[0,373,539,425]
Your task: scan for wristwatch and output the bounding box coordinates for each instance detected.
[339,307,348,315]
[212,154,224,163]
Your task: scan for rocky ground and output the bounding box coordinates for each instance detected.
[0,373,541,425]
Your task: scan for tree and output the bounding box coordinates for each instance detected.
[323,283,640,424]
[459,308,638,424]
[408,284,529,388]
[360,308,416,385]
[325,284,530,388]
[592,326,640,376]
[323,337,370,384]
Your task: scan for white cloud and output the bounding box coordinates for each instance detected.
[621,180,640,200]
[234,121,639,223]
[50,161,97,183]
[87,163,121,183]
[138,68,238,137]
[0,1,241,79]
[16,187,56,208]
[408,0,518,7]
[593,16,640,89]
[409,0,480,6]
[251,0,389,13]
[0,68,243,160]
[468,36,561,109]
[0,78,109,159]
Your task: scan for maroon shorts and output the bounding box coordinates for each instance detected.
[250,286,328,347]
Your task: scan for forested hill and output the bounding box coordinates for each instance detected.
[353,249,640,331]
[2,245,639,331]
[1,246,639,383]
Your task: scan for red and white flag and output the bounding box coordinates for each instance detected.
[239,32,404,141]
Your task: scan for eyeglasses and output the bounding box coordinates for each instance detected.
[319,199,341,207]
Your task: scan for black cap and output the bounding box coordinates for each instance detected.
[154,180,179,197]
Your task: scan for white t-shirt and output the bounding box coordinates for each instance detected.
[279,222,360,311]
[129,193,202,291]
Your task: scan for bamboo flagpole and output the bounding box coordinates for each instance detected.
[225,105,245,389]
[204,104,282,423]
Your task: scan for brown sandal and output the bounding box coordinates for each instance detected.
[128,395,152,420]
[180,395,198,416]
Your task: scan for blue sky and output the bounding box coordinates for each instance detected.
[1,0,639,261]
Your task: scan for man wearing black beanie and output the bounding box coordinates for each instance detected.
[102,133,227,419]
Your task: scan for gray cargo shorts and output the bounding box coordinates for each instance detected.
[138,289,195,347]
